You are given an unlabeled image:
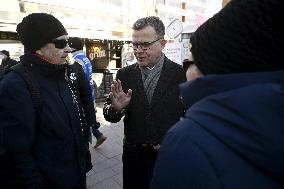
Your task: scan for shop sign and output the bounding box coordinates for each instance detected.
[88,44,106,60]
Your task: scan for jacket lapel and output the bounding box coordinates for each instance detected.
[131,64,150,107]
[150,58,173,108]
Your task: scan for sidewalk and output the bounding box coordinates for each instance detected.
[87,102,124,189]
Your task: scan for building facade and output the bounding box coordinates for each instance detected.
[0,0,221,59]
[0,0,221,98]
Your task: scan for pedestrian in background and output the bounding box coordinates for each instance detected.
[151,0,284,188]
[0,50,18,69]
[69,37,107,148]
[0,51,6,67]
[103,16,186,189]
[0,13,88,189]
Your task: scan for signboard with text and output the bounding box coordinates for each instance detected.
[162,43,182,65]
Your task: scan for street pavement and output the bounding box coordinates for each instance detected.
[87,102,124,189]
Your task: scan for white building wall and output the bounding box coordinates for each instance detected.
[0,0,222,39]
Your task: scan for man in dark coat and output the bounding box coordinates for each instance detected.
[150,0,284,188]
[0,13,87,189]
[103,16,186,189]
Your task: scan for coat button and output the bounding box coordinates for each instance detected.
[146,113,150,119]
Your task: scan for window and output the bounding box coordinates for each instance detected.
[108,0,122,6]
[156,0,165,4]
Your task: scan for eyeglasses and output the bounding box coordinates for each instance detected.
[132,38,162,51]
[50,39,70,49]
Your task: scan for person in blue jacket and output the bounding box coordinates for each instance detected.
[150,0,284,188]
[0,13,88,189]
[69,37,107,148]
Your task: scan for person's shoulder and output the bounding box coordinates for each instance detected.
[1,69,24,83]
[164,57,183,70]
[0,71,27,95]
[72,61,82,69]
[115,64,138,82]
[163,57,186,81]
[73,51,88,61]
[8,58,18,65]
[118,63,137,73]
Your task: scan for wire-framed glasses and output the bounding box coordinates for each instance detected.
[132,38,162,51]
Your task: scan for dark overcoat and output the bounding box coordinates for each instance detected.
[104,57,186,144]
[0,54,87,189]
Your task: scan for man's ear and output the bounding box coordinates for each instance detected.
[36,44,48,55]
[160,39,167,48]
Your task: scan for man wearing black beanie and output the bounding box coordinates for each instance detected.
[0,13,88,188]
[151,0,284,188]
[16,13,68,53]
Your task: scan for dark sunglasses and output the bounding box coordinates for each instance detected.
[50,39,70,49]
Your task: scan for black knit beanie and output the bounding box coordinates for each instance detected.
[69,37,83,51]
[190,0,284,75]
[0,50,10,57]
[16,13,68,53]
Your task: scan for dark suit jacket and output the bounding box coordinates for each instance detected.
[104,57,186,144]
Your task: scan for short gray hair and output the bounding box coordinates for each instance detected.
[132,16,165,39]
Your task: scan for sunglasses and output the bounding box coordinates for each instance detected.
[50,39,70,49]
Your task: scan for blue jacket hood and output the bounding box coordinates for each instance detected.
[179,70,284,185]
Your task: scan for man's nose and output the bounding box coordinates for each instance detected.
[135,45,145,53]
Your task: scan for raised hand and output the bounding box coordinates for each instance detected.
[109,79,132,112]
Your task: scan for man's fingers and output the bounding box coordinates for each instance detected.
[127,89,132,97]
[111,84,117,97]
[112,80,118,88]
[113,80,120,94]
[111,83,115,92]
[118,79,123,92]
[111,80,120,97]
[109,92,114,100]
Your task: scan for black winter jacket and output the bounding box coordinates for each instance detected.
[0,54,87,189]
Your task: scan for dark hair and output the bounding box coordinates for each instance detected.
[132,16,165,39]
[0,50,10,57]
[69,37,83,51]
[182,59,194,71]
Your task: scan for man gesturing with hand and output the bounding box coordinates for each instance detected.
[103,16,186,189]
[109,79,132,113]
